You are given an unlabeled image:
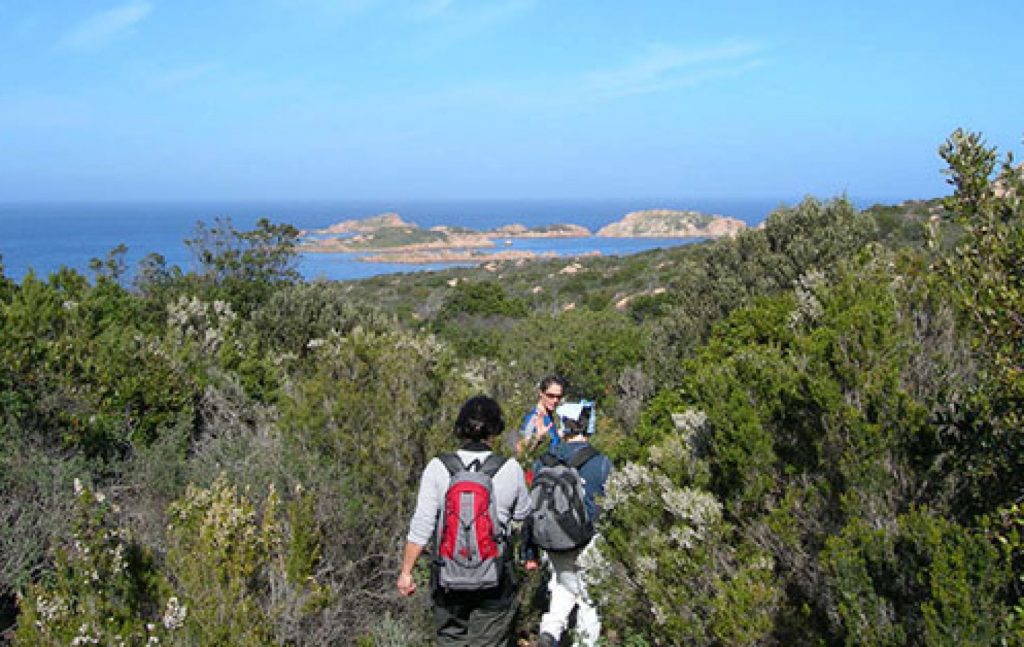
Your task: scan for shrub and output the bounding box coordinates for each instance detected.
[822,510,1009,646]
[932,129,1024,516]
[436,280,530,321]
[591,421,779,646]
[15,479,170,646]
[164,476,328,646]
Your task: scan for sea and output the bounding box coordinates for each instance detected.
[0,198,813,283]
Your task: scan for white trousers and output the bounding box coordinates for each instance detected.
[539,540,600,647]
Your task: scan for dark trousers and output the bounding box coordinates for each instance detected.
[431,573,518,646]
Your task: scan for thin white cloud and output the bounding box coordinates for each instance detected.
[581,41,765,99]
[390,39,766,113]
[60,2,152,51]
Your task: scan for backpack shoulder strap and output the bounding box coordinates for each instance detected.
[478,453,507,478]
[566,445,599,470]
[538,452,562,468]
[438,453,466,476]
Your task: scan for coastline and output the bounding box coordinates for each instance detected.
[0,198,785,282]
[357,248,562,264]
[298,209,746,263]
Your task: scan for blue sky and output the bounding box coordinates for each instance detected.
[1,0,1021,202]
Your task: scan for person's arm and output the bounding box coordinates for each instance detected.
[396,541,425,596]
[522,517,539,569]
[591,454,614,521]
[398,460,444,596]
[516,409,546,457]
[508,460,539,568]
[512,461,533,523]
[515,435,529,458]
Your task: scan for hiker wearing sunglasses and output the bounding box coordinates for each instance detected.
[515,375,566,458]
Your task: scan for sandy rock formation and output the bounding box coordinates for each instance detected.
[315,212,413,235]
[597,209,746,238]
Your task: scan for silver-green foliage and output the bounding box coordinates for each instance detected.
[590,411,779,646]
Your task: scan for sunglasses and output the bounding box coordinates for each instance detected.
[543,392,564,399]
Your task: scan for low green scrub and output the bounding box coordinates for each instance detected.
[3,129,1024,645]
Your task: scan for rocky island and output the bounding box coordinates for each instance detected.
[596,209,746,238]
[299,214,592,263]
[299,209,745,264]
[310,212,413,235]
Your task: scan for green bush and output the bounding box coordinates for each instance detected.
[823,510,1009,646]
[591,418,779,645]
[165,476,329,646]
[183,217,301,316]
[436,280,530,321]
[15,480,169,646]
[931,129,1024,516]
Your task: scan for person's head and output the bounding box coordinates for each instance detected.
[535,375,566,412]
[455,395,505,442]
[557,400,596,438]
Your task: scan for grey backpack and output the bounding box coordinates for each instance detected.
[529,446,598,552]
[434,453,508,592]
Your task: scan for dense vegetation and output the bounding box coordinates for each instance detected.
[1,129,1022,645]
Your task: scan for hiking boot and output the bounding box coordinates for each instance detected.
[536,632,558,647]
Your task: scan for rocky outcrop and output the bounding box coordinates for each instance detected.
[596,209,746,238]
[314,212,414,235]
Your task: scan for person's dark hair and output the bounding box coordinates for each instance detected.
[563,405,592,436]
[537,375,566,393]
[455,395,506,441]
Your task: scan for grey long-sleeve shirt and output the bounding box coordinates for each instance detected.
[407,448,532,546]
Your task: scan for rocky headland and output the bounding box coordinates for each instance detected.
[310,212,413,235]
[596,209,746,238]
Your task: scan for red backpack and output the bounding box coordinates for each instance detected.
[434,453,508,592]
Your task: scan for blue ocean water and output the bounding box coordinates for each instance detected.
[0,198,791,283]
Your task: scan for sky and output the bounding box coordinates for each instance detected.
[1,0,1021,203]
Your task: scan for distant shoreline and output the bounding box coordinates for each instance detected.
[298,209,746,263]
[0,198,800,281]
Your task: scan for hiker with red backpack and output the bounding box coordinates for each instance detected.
[524,399,613,647]
[397,395,531,646]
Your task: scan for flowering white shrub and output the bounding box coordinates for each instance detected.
[589,428,779,646]
[788,268,826,330]
[164,476,329,646]
[15,480,172,645]
[161,597,187,631]
[166,295,238,354]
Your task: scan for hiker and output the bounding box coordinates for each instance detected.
[397,395,531,646]
[525,400,612,647]
[514,375,566,458]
